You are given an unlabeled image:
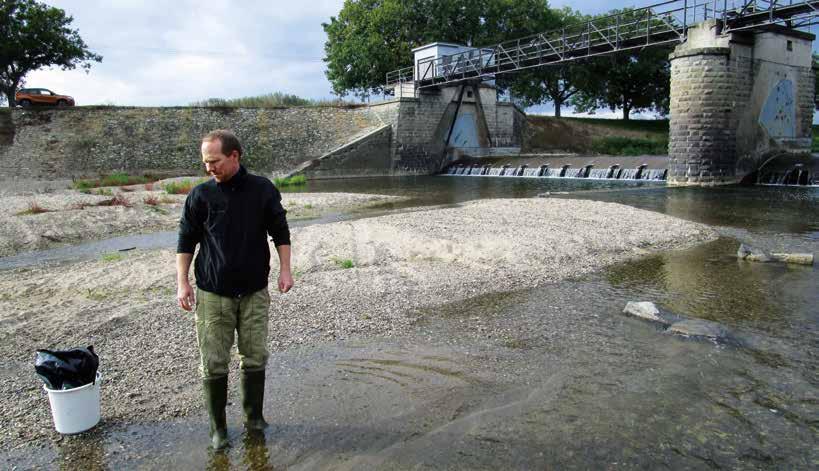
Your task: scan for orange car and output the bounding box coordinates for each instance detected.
[15,88,75,107]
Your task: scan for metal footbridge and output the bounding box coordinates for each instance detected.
[386,0,819,90]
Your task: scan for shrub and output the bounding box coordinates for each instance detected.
[73,173,156,190]
[165,178,209,195]
[144,195,160,206]
[16,201,50,215]
[274,175,307,187]
[190,92,360,108]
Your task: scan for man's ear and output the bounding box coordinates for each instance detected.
[229,150,240,161]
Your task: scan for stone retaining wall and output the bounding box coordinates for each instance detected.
[0,106,384,179]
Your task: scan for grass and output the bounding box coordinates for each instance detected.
[165,178,210,195]
[101,252,123,263]
[16,201,50,215]
[590,136,668,156]
[73,172,155,190]
[190,92,361,108]
[332,257,355,269]
[274,175,307,187]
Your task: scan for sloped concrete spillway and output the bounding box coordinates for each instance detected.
[445,163,668,181]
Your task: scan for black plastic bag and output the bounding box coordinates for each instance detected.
[34,346,99,390]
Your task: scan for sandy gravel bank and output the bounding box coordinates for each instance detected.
[0,198,716,450]
[0,186,405,257]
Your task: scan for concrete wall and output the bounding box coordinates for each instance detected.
[0,106,385,179]
[301,125,394,179]
[0,86,524,181]
[668,21,815,185]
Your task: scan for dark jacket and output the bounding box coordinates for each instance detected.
[177,166,290,297]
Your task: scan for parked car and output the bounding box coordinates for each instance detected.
[15,88,75,107]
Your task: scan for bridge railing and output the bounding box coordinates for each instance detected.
[386,0,819,89]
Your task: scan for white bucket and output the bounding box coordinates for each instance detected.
[43,372,102,434]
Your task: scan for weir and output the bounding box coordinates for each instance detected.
[348,0,819,187]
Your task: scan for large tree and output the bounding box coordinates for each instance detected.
[0,0,101,107]
[506,7,590,117]
[322,0,555,98]
[569,9,673,120]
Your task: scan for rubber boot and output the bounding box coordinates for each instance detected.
[240,369,269,431]
[203,376,229,450]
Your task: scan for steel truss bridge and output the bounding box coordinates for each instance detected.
[386,0,819,90]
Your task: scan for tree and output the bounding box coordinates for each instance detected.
[569,9,672,120]
[322,0,555,98]
[0,0,101,107]
[506,7,590,117]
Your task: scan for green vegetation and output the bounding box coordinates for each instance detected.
[812,125,819,152]
[73,172,154,190]
[591,136,668,156]
[332,257,355,269]
[101,252,123,263]
[15,201,50,215]
[274,175,307,187]
[165,178,209,195]
[190,92,359,108]
[323,0,551,97]
[562,117,670,133]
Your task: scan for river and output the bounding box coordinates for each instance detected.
[2,176,816,469]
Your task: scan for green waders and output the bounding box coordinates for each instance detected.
[195,287,271,449]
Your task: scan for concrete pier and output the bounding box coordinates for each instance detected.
[668,20,815,185]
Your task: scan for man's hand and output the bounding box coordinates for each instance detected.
[178,279,195,311]
[278,270,294,293]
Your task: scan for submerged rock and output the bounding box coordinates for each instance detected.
[737,243,813,265]
[769,253,814,266]
[667,319,728,340]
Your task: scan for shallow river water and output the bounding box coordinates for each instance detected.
[2,176,816,469]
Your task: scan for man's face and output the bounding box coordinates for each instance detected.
[201,139,240,182]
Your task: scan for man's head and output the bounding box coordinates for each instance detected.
[201,129,242,182]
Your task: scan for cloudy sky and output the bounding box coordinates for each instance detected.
[25,0,818,118]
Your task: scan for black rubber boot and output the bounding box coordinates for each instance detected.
[240,369,269,431]
[203,376,229,450]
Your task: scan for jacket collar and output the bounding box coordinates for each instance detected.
[216,165,247,190]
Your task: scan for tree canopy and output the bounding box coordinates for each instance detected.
[0,0,101,107]
[322,0,554,98]
[569,9,673,120]
[505,7,592,117]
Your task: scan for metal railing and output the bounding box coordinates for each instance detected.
[385,0,819,89]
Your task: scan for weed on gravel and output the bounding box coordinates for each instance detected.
[15,201,51,216]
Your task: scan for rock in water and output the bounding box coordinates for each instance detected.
[736,243,771,262]
[770,253,814,266]
[623,301,667,325]
[667,319,727,340]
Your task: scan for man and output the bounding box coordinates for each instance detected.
[176,129,293,450]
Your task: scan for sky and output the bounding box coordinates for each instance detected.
[25,0,819,119]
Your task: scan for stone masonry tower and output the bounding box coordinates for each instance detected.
[668,20,815,185]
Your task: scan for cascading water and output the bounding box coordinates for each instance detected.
[443,164,668,181]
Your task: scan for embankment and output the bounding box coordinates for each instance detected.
[0,106,391,179]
